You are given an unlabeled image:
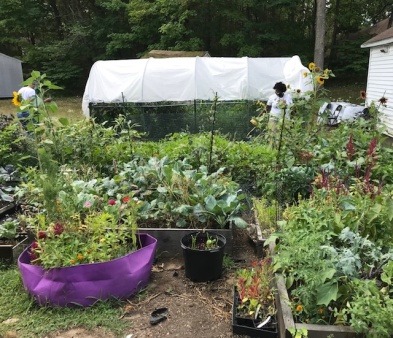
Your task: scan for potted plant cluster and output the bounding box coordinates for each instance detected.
[18,192,157,307]
[180,230,226,282]
[112,156,248,256]
[233,257,278,337]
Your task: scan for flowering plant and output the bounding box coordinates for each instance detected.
[235,257,276,321]
[28,194,140,269]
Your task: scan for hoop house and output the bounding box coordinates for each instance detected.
[82,55,312,117]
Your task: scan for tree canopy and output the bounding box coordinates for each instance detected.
[0,0,391,93]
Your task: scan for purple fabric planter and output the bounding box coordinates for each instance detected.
[18,233,157,307]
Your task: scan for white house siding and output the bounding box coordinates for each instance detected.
[365,46,393,136]
[0,53,23,98]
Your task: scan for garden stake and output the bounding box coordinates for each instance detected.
[275,108,287,221]
[208,93,218,174]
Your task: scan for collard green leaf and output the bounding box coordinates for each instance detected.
[316,282,338,306]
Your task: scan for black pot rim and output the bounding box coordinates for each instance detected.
[180,231,226,251]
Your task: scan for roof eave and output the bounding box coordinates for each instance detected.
[361,36,393,48]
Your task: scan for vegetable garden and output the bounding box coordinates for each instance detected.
[1,66,392,338]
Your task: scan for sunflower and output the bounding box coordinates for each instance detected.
[308,62,316,71]
[12,91,22,106]
[316,76,325,85]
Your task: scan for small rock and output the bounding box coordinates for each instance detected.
[2,318,19,325]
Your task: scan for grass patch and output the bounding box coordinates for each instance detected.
[325,79,367,105]
[0,96,84,123]
[0,266,129,337]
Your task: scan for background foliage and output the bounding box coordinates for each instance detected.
[0,0,392,93]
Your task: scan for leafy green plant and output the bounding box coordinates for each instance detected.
[117,156,248,229]
[0,218,19,239]
[29,195,140,269]
[273,186,393,336]
[0,115,34,168]
[190,231,219,250]
[252,197,277,238]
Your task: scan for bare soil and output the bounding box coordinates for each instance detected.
[48,229,259,338]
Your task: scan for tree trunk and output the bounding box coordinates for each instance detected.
[314,0,326,69]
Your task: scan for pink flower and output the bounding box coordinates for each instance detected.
[84,201,92,208]
[108,199,116,206]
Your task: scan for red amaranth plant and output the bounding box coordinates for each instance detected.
[361,137,380,197]
[346,134,355,160]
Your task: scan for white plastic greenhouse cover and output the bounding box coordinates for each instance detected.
[82,55,312,117]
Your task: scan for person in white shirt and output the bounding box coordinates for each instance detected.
[17,81,50,128]
[266,82,293,147]
[17,82,37,128]
[266,81,293,119]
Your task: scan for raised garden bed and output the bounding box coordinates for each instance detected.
[138,227,233,258]
[0,202,16,218]
[275,274,364,338]
[0,235,29,264]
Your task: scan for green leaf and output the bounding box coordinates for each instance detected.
[231,217,247,228]
[157,186,167,193]
[387,198,393,221]
[316,282,338,305]
[319,268,336,283]
[59,117,69,126]
[341,201,356,211]
[285,275,294,289]
[42,139,54,145]
[368,203,382,223]
[205,195,217,212]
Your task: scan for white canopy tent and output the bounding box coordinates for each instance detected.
[82,55,312,117]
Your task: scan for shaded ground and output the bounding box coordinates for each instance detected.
[47,229,258,338]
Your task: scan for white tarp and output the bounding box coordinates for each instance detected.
[82,55,312,116]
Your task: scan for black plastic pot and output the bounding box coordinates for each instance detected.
[232,288,278,337]
[180,231,226,282]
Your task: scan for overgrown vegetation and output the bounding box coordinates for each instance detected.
[1,67,392,337]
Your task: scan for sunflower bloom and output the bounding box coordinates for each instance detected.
[12,91,21,106]
[308,62,316,71]
[77,253,84,261]
[316,76,325,85]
